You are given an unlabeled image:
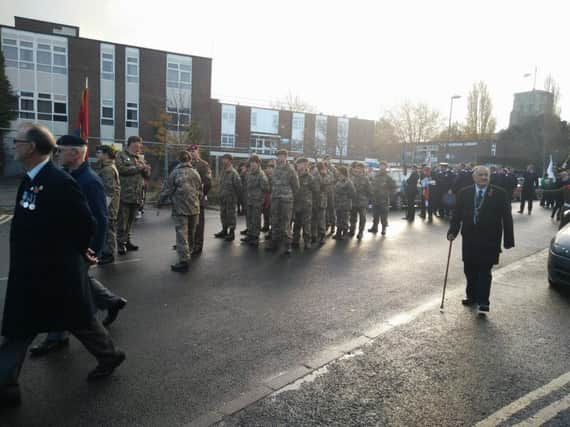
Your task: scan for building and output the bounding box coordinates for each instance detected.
[1,16,212,175]
[509,90,555,127]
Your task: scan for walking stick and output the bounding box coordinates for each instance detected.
[440,239,454,311]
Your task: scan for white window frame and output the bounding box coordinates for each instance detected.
[221,134,235,148]
[126,56,139,84]
[101,99,114,126]
[101,52,114,80]
[19,91,35,119]
[126,102,138,128]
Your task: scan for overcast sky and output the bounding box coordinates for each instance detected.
[2,0,568,129]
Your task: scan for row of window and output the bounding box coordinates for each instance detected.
[18,91,67,122]
[100,101,139,128]
[167,62,191,89]
[2,38,67,74]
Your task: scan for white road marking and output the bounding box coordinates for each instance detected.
[475,370,570,427]
[98,258,142,267]
[0,277,7,281]
[0,215,13,225]
[513,393,570,427]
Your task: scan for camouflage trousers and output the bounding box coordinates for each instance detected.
[173,214,199,263]
[336,208,350,232]
[350,207,367,234]
[246,203,263,239]
[220,197,237,229]
[293,207,312,244]
[326,192,336,226]
[270,198,293,244]
[117,202,138,244]
[103,217,117,255]
[372,202,389,227]
[312,206,327,240]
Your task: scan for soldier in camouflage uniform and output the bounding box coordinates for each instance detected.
[189,144,212,255]
[369,161,396,235]
[350,162,372,239]
[323,155,337,235]
[241,155,269,246]
[116,136,151,255]
[262,161,275,233]
[333,166,356,240]
[266,149,299,254]
[293,158,319,249]
[158,151,202,273]
[239,161,250,236]
[94,145,121,264]
[311,162,330,245]
[215,154,242,242]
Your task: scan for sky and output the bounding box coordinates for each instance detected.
[2,0,569,130]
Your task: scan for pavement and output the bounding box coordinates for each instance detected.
[0,203,567,426]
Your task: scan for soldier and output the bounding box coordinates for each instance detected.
[94,145,121,265]
[115,136,151,255]
[369,161,396,235]
[311,162,329,246]
[350,162,372,239]
[266,149,299,254]
[261,161,275,233]
[215,154,242,241]
[241,155,269,246]
[402,164,419,221]
[293,158,318,249]
[189,144,212,255]
[239,161,250,236]
[420,166,436,221]
[158,151,202,273]
[333,166,356,240]
[323,155,337,235]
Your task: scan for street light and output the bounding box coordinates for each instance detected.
[446,95,461,162]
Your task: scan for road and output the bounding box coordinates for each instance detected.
[0,204,567,426]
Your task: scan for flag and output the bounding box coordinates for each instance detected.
[547,155,555,180]
[77,83,88,141]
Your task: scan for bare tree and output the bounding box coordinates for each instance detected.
[311,116,328,162]
[272,91,316,113]
[387,101,443,144]
[464,81,497,137]
[336,118,349,164]
[544,74,562,116]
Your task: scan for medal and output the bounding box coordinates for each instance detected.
[23,201,29,208]
[28,203,36,211]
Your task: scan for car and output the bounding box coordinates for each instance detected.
[547,221,570,287]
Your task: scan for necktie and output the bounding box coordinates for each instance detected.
[475,189,483,223]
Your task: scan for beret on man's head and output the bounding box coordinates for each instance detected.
[95,144,116,158]
[276,149,288,156]
[57,135,87,147]
[189,144,199,151]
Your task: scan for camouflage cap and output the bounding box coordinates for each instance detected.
[276,149,288,156]
[295,157,309,164]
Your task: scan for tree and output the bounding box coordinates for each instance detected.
[544,74,562,116]
[464,81,496,137]
[374,117,399,145]
[272,91,316,113]
[0,52,17,175]
[387,101,443,144]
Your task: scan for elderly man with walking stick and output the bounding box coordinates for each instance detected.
[446,165,515,315]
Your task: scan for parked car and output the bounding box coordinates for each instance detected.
[548,221,570,287]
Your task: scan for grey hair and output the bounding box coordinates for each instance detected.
[472,165,490,176]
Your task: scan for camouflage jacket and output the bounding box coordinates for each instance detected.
[115,149,150,204]
[371,171,396,205]
[335,178,356,211]
[323,168,336,194]
[246,169,270,205]
[271,162,299,201]
[219,166,242,202]
[313,173,328,209]
[93,159,120,219]
[294,171,319,212]
[159,162,202,216]
[352,173,372,208]
[191,158,212,204]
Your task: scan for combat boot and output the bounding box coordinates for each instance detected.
[240,235,251,243]
[333,229,343,240]
[319,235,326,246]
[171,261,189,273]
[368,225,378,233]
[381,225,387,236]
[225,228,235,241]
[214,228,228,238]
[248,237,259,247]
[240,229,248,235]
[329,225,336,236]
[357,230,363,240]
[117,244,127,255]
[125,241,139,251]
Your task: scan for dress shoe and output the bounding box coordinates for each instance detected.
[225,229,235,242]
[214,229,227,238]
[170,261,189,272]
[87,351,126,381]
[191,248,203,256]
[461,298,476,306]
[117,244,127,255]
[125,242,139,251]
[98,253,115,266]
[30,337,70,357]
[0,384,21,408]
[368,227,378,233]
[240,236,251,243]
[477,304,490,315]
[103,298,127,327]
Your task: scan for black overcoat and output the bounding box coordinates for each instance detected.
[449,184,514,266]
[2,161,96,337]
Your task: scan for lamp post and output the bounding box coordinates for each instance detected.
[446,95,461,162]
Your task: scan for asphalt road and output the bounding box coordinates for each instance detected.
[0,204,564,426]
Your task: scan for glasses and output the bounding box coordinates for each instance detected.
[13,138,32,145]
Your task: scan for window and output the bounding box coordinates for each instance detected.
[166,105,190,131]
[101,100,114,126]
[166,60,191,89]
[37,95,52,121]
[19,40,33,70]
[19,91,35,119]
[221,134,235,148]
[126,56,138,83]
[101,52,114,80]
[249,136,278,155]
[126,102,138,128]
[2,38,18,68]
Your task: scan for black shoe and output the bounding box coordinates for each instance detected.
[319,237,326,246]
[98,253,115,266]
[291,241,300,249]
[518,210,523,214]
[368,227,378,233]
[102,298,127,327]
[461,298,476,306]
[381,226,387,236]
[170,261,190,272]
[29,337,70,357]
[240,229,248,235]
[401,217,409,220]
[0,384,22,408]
[191,248,203,256]
[477,304,490,314]
[117,244,127,255]
[247,238,259,247]
[240,236,251,243]
[261,226,269,233]
[348,231,355,237]
[357,232,363,240]
[87,351,126,381]
[225,229,235,242]
[214,229,227,238]
[125,242,139,251]
[172,244,177,250]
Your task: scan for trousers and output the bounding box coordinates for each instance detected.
[174,214,199,263]
[463,262,493,306]
[117,202,138,244]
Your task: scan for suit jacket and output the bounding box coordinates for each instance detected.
[448,184,514,266]
[2,161,96,337]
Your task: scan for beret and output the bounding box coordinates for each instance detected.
[57,135,86,147]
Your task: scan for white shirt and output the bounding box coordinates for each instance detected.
[26,158,50,181]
